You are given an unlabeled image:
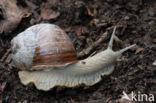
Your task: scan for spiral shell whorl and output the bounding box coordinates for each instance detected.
[11,24,77,71]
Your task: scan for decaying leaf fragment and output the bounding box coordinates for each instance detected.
[41,9,60,20]
[0,0,29,34]
[40,0,60,20]
[0,81,6,92]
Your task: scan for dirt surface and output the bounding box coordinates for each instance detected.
[0,0,156,103]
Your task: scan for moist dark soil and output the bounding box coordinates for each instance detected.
[0,0,156,103]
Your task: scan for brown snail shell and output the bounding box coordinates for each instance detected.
[11,24,77,71]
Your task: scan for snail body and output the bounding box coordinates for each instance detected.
[11,23,135,91]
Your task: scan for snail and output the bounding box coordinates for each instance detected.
[11,23,136,91]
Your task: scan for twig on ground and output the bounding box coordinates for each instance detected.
[77,25,123,59]
[0,48,11,62]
